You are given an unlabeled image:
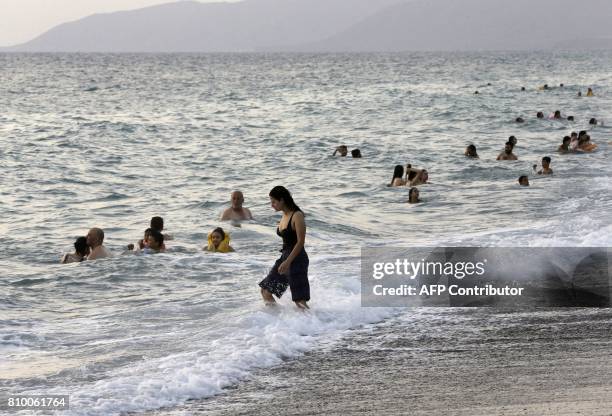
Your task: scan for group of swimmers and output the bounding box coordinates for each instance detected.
[61,187,311,309]
[333,145,362,158]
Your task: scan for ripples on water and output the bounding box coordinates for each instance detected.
[0,53,610,415]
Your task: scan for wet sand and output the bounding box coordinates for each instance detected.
[142,308,612,416]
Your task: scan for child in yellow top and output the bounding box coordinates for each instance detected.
[204,227,235,253]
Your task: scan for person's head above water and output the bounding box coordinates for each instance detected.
[516,117,525,123]
[230,191,245,209]
[537,111,544,119]
[351,149,362,158]
[74,236,90,258]
[579,130,587,138]
[391,165,404,185]
[465,144,478,157]
[509,136,517,146]
[518,175,529,186]
[589,118,597,125]
[562,136,571,145]
[269,186,300,213]
[542,156,551,168]
[210,227,226,248]
[408,187,420,204]
[554,110,562,119]
[567,115,574,121]
[150,216,164,232]
[86,228,104,248]
[521,87,526,91]
[504,142,514,154]
[147,229,164,251]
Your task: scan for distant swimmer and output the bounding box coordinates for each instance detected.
[143,229,165,254]
[577,91,582,97]
[518,175,530,186]
[151,216,173,242]
[539,84,549,91]
[204,227,234,253]
[521,87,526,91]
[86,228,112,260]
[132,228,152,251]
[589,118,598,126]
[61,236,90,264]
[408,187,421,204]
[389,165,406,187]
[474,91,480,95]
[550,110,562,120]
[333,145,348,157]
[537,157,553,175]
[409,169,429,187]
[259,186,310,310]
[497,142,518,161]
[351,148,362,158]
[560,83,564,87]
[579,135,598,152]
[516,117,525,123]
[567,115,575,121]
[586,88,594,97]
[537,111,544,119]
[509,136,518,147]
[558,136,572,153]
[221,191,253,221]
[465,144,479,158]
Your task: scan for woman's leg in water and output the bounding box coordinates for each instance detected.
[261,288,276,305]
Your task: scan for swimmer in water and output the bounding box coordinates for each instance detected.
[579,135,598,152]
[204,227,234,253]
[589,118,598,126]
[537,111,544,119]
[351,148,362,158]
[537,157,553,175]
[86,228,112,260]
[389,165,406,187]
[586,88,594,97]
[333,145,348,157]
[259,186,310,310]
[567,115,574,121]
[221,191,254,222]
[516,117,525,123]
[558,136,572,153]
[509,136,518,147]
[518,175,530,186]
[151,216,173,242]
[551,110,562,120]
[143,229,165,254]
[497,142,518,161]
[465,144,479,158]
[409,169,429,187]
[408,187,421,204]
[61,236,90,263]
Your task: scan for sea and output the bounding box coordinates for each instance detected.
[0,52,610,416]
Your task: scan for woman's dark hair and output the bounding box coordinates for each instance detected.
[212,227,226,240]
[269,186,301,212]
[589,118,597,125]
[389,165,404,186]
[74,236,89,257]
[409,187,419,200]
[149,229,164,246]
[563,136,571,143]
[351,149,362,158]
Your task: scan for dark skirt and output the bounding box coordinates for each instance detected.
[259,249,310,302]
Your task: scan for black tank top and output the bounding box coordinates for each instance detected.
[277,211,299,251]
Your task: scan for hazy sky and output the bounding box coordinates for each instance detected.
[0,0,236,47]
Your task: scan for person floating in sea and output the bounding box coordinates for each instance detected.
[408,187,421,204]
[589,118,598,126]
[558,136,572,153]
[586,87,594,97]
[550,110,562,120]
[567,115,575,121]
[204,227,234,253]
[150,216,172,242]
[143,229,165,254]
[516,117,525,123]
[537,111,544,119]
[518,176,530,186]
[537,157,554,175]
[86,228,112,260]
[351,148,362,158]
[465,144,479,158]
[221,191,253,221]
[509,136,518,147]
[409,169,429,187]
[259,186,310,310]
[497,142,518,161]
[389,165,406,187]
[578,135,598,152]
[61,236,90,263]
[333,145,348,156]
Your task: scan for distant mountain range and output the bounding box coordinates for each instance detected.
[3,0,612,52]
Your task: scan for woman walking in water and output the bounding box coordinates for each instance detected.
[259,186,310,309]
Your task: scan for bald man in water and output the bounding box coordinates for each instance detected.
[86,227,112,260]
[220,191,253,221]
